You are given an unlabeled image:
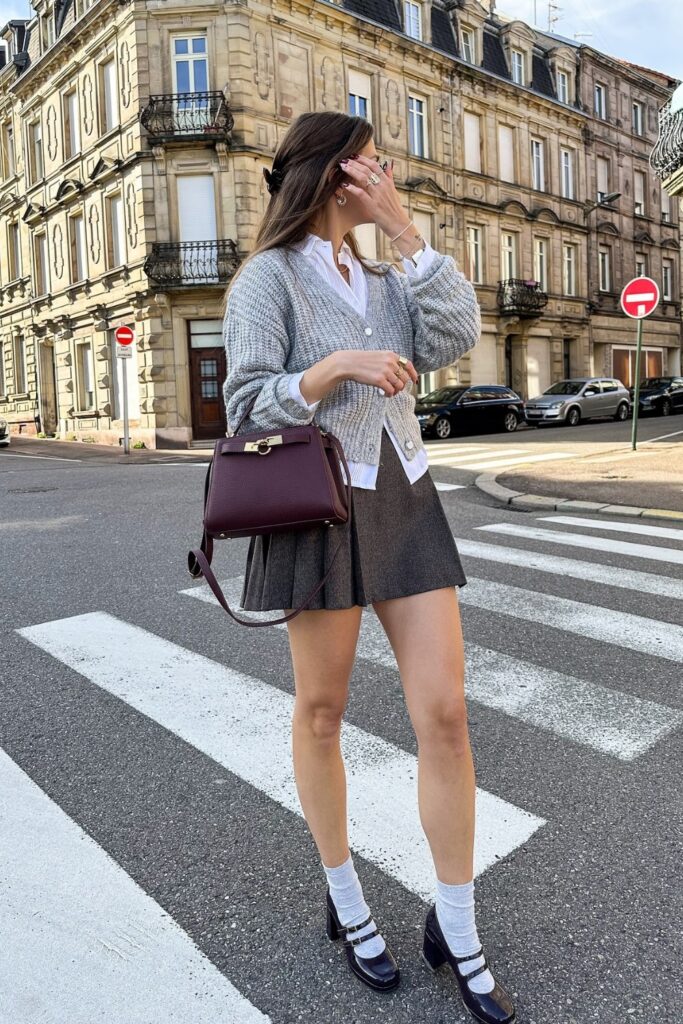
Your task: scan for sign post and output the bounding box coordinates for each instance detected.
[114,325,135,455]
[619,277,659,451]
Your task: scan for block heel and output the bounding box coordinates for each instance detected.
[422,929,447,971]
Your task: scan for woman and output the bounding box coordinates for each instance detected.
[222,111,515,1024]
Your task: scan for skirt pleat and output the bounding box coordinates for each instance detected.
[239,426,468,611]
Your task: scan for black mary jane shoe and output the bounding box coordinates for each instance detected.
[325,886,400,991]
[421,905,515,1024]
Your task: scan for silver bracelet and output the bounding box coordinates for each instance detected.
[390,221,413,243]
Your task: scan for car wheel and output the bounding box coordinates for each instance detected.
[434,416,452,439]
[661,398,672,416]
[565,406,581,427]
[503,411,519,432]
[614,402,629,421]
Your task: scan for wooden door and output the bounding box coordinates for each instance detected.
[189,347,226,440]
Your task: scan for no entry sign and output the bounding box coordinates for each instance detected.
[115,325,135,345]
[620,277,660,319]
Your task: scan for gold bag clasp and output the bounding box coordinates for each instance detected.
[243,434,283,454]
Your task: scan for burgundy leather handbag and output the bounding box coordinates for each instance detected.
[187,393,353,626]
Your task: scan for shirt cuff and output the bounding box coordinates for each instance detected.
[402,242,439,280]
[287,369,321,410]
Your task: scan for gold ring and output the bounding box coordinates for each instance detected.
[367,172,381,186]
[397,356,408,367]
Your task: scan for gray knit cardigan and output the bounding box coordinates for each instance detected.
[222,245,480,467]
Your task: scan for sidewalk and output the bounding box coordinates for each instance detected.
[0,435,213,465]
[477,435,683,521]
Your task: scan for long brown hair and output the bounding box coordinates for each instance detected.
[220,111,390,319]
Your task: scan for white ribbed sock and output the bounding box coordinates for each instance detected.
[323,853,387,959]
[435,878,495,994]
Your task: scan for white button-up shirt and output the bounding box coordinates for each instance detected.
[287,231,438,489]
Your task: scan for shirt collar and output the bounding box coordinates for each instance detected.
[293,232,354,260]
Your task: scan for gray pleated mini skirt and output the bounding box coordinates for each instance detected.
[239,425,468,612]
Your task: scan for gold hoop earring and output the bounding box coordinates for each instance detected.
[336,191,347,206]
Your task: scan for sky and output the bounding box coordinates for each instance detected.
[0,0,680,81]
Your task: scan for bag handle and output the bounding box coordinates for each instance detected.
[188,431,354,627]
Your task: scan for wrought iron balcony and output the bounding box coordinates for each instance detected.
[650,96,683,183]
[139,91,234,144]
[497,279,548,317]
[143,239,240,287]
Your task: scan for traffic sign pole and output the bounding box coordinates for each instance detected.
[122,357,130,455]
[630,318,643,451]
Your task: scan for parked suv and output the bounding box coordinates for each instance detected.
[524,377,631,427]
[627,376,683,417]
[415,385,525,438]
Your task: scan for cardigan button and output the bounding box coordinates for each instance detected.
[405,440,414,449]
[364,326,373,336]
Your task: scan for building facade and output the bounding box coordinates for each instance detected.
[0,0,680,449]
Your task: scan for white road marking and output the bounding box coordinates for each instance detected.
[434,482,467,491]
[181,578,682,760]
[0,748,271,1024]
[2,515,87,531]
[640,428,683,443]
[460,577,683,663]
[539,515,683,542]
[427,447,529,465]
[0,451,82,462]
[454,537,683,602]
[17,613,545,898]
[454,451,578,471]
[477,522,683,567]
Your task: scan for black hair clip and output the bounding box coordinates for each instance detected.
[263,165,286,195]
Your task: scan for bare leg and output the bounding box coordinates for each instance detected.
[371,586,473,883]
[284,604,363,867]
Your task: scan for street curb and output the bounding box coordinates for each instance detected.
[474,471,683,523]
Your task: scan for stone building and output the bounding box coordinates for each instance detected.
[0,0,679,449]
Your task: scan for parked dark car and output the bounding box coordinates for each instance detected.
[415,385,525,439]
[627,376,683,416]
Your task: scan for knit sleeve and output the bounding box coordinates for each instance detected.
[397,252,481,375]
[222,259,319,434]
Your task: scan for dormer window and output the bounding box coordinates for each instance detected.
[510,49,525,85]
[404,1,422,41]
[461,26,476,64]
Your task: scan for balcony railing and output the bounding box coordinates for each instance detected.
[497,279,548,317]
[650,97,683,181]
[143,239,240,287]
[139,91,234,143]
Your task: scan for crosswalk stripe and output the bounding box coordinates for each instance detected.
[426,447,528,465]
[460,451,578,471]
[460,577,683,663]
[477,522,683,567]
[434,482,467,491]
[539,515,683,542]
[17,613,544,900]
[454,537,683,601]
[425,443,493,452]
[181,578,682,760]
[0,747,271,1023]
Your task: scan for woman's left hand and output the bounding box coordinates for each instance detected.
[338,154,411,239]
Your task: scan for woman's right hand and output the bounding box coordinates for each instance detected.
[335,349,419,397]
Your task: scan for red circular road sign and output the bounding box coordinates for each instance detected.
[115,325,135,345]
[620,277,660,319]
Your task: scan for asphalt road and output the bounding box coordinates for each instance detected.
[1,437,681,1024]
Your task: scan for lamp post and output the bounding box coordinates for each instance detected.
[582,192,622,378]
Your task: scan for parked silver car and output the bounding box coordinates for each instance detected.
[0,416,9,446]
[524,377,631,427]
